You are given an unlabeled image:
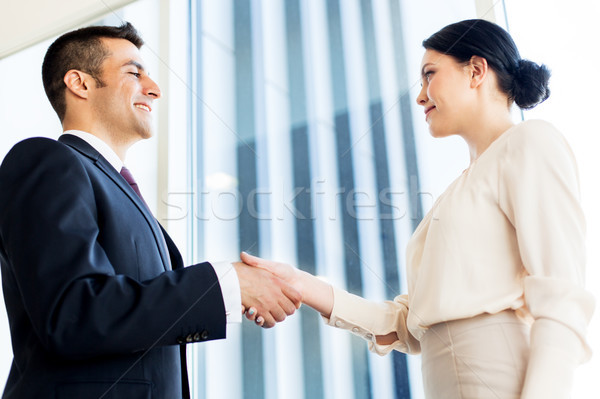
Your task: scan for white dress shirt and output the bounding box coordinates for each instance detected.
[64,130,242,323]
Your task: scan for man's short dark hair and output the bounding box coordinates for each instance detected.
[42,22,144,122]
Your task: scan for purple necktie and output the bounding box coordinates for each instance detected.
[120,166,172,271]
[120,166,149,209]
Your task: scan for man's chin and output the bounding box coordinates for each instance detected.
[137,127,154,140]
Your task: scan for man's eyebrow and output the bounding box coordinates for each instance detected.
[122,60,146,72]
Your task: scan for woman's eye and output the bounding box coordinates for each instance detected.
[424,71,433,82]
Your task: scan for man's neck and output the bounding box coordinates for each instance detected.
[62,125,133,161]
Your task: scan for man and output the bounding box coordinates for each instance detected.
[0,22,300,398]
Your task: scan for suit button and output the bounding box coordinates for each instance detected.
[200,330,209,340]
[193,332,201,342]
[185,334,193,343]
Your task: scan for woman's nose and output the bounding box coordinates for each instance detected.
[416,84,428,106]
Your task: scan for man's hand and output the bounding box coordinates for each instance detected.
[233,261,301,328]
[240,251,334,319]
[240,252,303,293]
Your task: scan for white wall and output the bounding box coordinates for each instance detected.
[0,39,61,158]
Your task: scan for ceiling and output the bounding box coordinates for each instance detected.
[0,0,136,59]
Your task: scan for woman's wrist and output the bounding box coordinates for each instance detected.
[297,269,334,318]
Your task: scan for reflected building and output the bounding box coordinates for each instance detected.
[189,1,423,399]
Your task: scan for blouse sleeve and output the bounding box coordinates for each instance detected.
[322,286,421,355]
[498,120,595,398]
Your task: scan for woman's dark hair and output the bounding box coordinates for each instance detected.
[422,19,550,110]
[42,22,144,122]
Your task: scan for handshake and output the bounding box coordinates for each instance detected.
[232,252,322,328]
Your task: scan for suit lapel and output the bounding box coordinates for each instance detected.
[58,134,171,272]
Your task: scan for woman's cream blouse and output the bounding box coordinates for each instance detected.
[324,120,595,396]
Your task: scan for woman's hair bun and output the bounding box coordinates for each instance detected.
[511,59,551,110]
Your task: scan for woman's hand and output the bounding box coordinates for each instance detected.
[241,252,304,297]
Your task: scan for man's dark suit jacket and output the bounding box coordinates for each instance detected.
[0,134,227,398]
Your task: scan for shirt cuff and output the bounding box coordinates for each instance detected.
[209,261,242,324]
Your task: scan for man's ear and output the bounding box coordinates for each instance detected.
[63,70,91,99]
[468,55,488,88]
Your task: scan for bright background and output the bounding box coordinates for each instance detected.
[0,0,598,398]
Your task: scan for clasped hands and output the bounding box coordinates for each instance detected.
[234,253,398,345]
[233,252,303,328]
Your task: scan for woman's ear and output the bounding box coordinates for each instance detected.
[63,70,90,99]
[468,55,488,88]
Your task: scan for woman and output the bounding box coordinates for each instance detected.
[242,19,594,398]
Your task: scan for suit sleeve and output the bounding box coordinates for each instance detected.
[497,121,595,398]
[0,138,227,359]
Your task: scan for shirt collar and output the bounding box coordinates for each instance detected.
[63,130,124,172]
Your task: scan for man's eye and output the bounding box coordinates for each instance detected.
[129,72,141,78]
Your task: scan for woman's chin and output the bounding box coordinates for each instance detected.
[428,127,449,139]
[427,121,458,138]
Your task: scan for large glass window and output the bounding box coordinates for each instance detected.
[187,1,475,398]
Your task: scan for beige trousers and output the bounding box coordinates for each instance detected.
[420,310,530,399]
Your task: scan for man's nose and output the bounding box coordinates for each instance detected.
[144,76,161,99]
